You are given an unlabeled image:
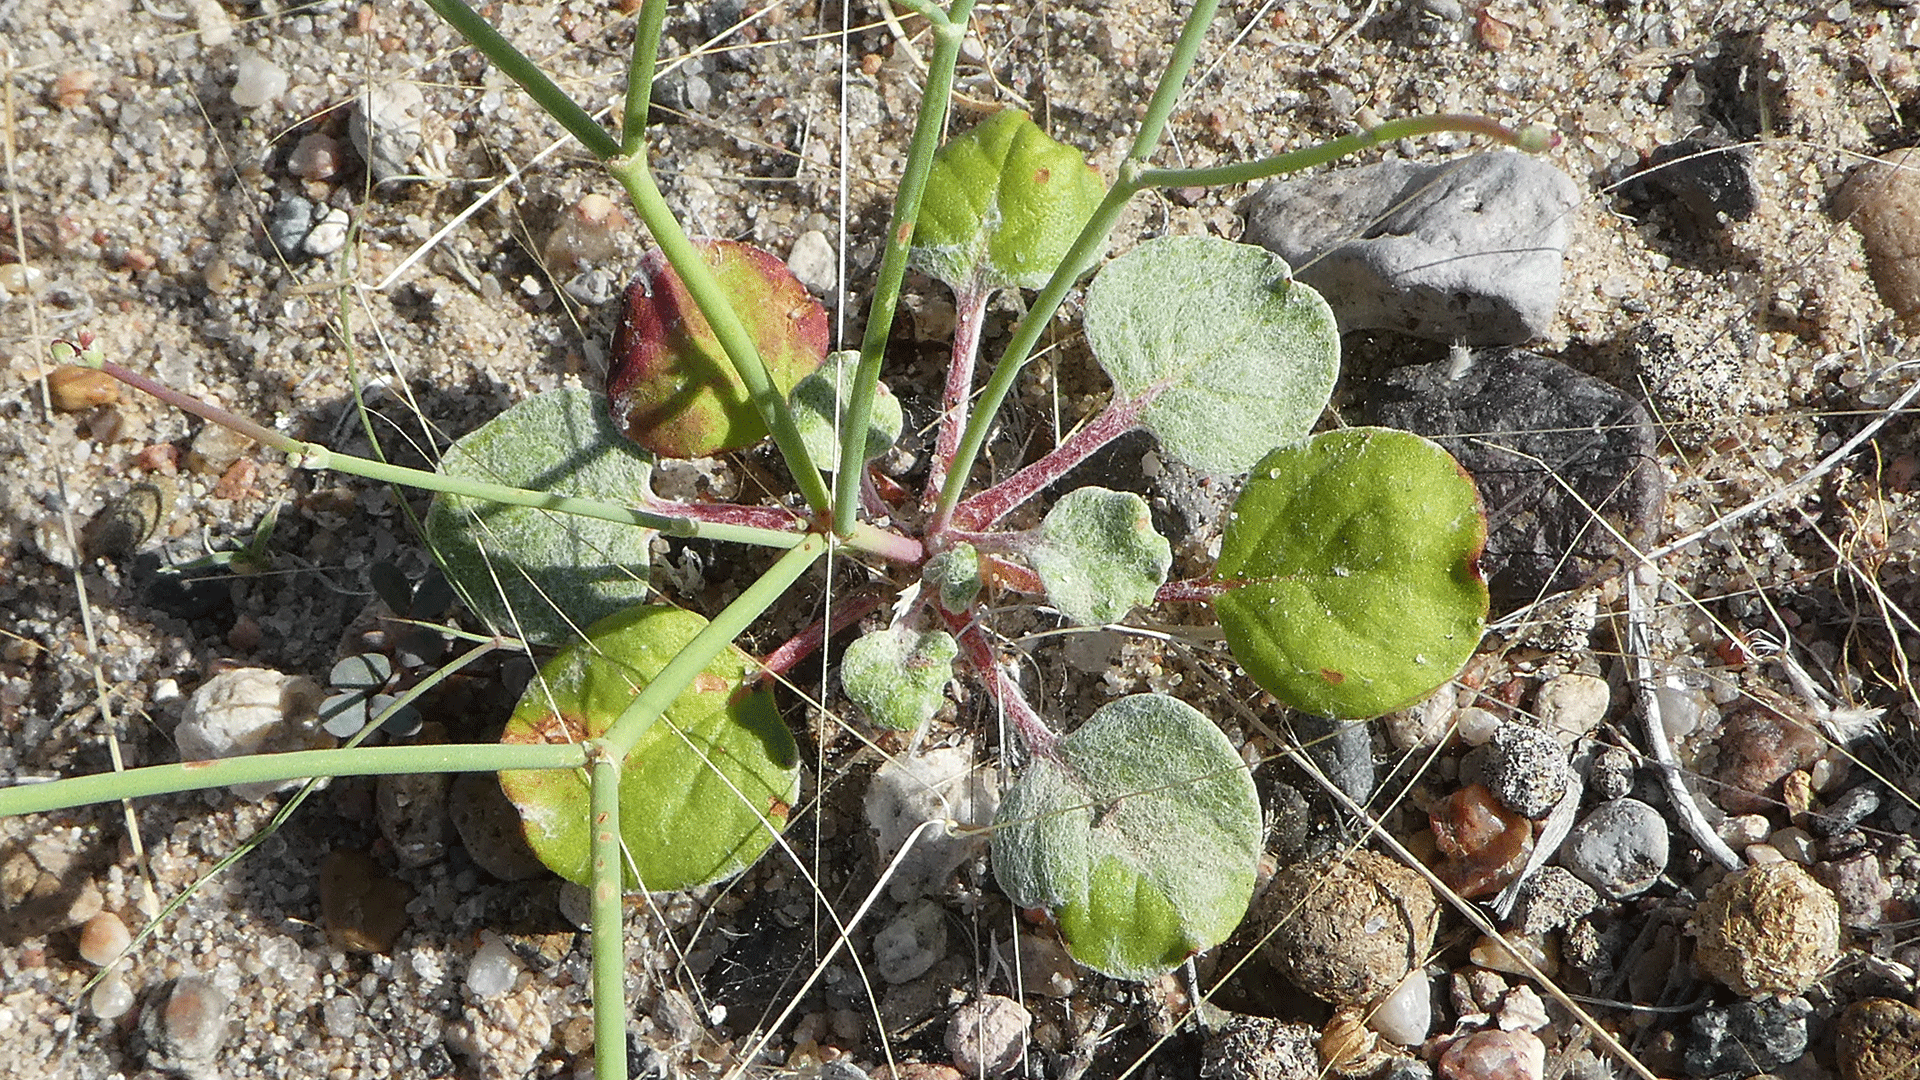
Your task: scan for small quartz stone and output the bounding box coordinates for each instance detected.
[1692,862,1840,997]
[78,910,130,965]
[1366,969,1432,1046]
[1430,783,1533,899]
[174,668,331,801]
[1436,1029,1544,1080]
[946,995,1030,1079]
[466,935,521,997]
[231,48,289,108]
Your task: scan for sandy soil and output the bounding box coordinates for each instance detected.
[1,1,1918,1078]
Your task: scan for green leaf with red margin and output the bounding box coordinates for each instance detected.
[608,238,827,458]
[498,604,799,892]
[1213,427,1489,719]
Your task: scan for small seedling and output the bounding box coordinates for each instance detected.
[3,1,1555,1075]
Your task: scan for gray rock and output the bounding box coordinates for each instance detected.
[1240,151,1579,344]
[266,195,318,259]
[874,900,948,984]
[1563,798,1669,899]
[1295,714,1375,812]
[1361,349,1664,611]
[350,82,427,183]
[1485,722,1572,818]
[1811,784,1883,837]
[1683,996,1810,1077]
[1511,866,1600,935]
[140,975,231,1074]
[863,742,1000,901]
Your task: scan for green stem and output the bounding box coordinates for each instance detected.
[95,361,805,550]
[833,0,976,536]
[587,745,627,1079]
[0,742,587,818]
[621,0,668,156]
[421,0,620,160]
[605,157,834,513]
[1136,114,1549,189]
[598,534,827,758]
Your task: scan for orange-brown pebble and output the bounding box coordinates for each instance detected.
[1437,1029,1544,1080]
[47,364,121,411]
[1430,783,1533,898]
[78,911,131,966]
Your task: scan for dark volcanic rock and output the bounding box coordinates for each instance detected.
[1362,349,1664,611]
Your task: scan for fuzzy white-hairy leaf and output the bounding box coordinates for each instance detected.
[991,694,1261,980]
[842,624,959,731]
[1028,488,1170,626]
[1084,236,1338,475]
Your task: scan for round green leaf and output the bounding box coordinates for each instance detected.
[1213,427,1489,718]
[498,604,799,892]
[790,351,903,473]
[840,624,958,731]
[911,109,1107,292]
[424,388,657,647]
[990,694,1261,980]
[1083,236,1339,475]
[1028,487,1170,626]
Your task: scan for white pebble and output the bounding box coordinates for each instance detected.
[186,0,231,45]
[1455,706,1501,745]
[231,49,288,109]
[1717,814,1772,848]
[322,994,360,1037]
[175,668,331,801]
[787,229,837,296]
[1366,969,1432,1046]
[303,208,350,256]
[89,972,135,1019]
[1654,682,1710,738]
[466,935,521,997]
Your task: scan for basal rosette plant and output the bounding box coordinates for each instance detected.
[7,0,1550,1074]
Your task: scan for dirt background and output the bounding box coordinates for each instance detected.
[1,0,1918,1078]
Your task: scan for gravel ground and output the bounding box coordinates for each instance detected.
[2,1,1919,1079]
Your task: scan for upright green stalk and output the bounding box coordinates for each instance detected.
[588,747,627,1080]
[831,0,978,536]
[621,0,668,156]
